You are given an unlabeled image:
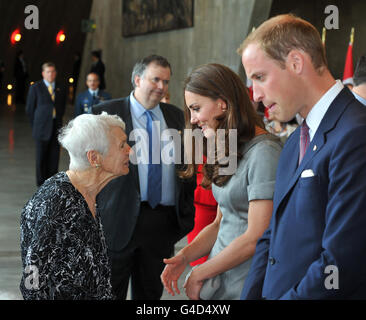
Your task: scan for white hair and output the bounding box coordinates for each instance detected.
[58,112,126,171]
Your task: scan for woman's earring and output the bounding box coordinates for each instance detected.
[95,164,101,168]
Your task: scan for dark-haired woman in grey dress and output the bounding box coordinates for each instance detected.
[161,63,282,300]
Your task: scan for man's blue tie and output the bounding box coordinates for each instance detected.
[145,110,162,208]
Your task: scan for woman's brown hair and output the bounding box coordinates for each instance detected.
[180,63,264,188]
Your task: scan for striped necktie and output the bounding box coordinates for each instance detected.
[299,120,310,164]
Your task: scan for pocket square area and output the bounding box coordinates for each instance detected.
[301,169,315,178]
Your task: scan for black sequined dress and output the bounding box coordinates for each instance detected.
[20,172,114,300]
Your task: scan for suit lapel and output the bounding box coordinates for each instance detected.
[41,81,54,104]
[273,130,326,215]
[273,88,353,216]
[121,98,134,142]
[122,98,140,192]
[88,91,96,106]
[160,103,182,131]
[86,91,93,104]
[54,82,61,105]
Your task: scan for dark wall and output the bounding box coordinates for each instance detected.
[270,0,366,80]
[0,0,92,92]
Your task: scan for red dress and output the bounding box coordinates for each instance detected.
[187,163,218,267]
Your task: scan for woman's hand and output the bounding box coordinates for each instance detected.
[183,267,204,300]
[161,253,188,296]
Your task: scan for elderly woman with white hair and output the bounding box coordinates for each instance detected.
[20,112,131,300]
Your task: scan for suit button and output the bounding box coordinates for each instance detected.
[269,257,276,265]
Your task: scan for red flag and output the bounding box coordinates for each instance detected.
[264,107,269,119]
[343,28,355,86]
[246,77,253,101]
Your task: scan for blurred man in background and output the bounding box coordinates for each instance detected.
[26,62,66,187]
[74,72,111,116]
[90,50,106,90]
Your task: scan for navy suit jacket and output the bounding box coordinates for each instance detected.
[26,80,66,141]
[92,97,196,252]
[74,89,111,117]
[241,88,366,299]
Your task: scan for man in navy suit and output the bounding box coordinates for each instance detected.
[92,55,195,300]
[26,62,66,187]
[238,14,366,299]
[74,72,111,117]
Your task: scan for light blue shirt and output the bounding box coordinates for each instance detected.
[88,89,99,97]
[129,92,175,206]
[43,79,55,91]
[306,80,344,141]
[352,91,366,106]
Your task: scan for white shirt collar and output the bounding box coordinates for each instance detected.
[43,79,55,89]
[305,80,344,141]
[88,88,99,96]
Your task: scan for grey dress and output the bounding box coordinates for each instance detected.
[207,134,282,300]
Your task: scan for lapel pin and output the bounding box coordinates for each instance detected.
[313,145,317,151]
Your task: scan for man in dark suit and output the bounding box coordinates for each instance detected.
[239,14,366,299]
[14,50,28,103]
[92,54,195,300]
[26,62,66,187]
[90,50,106,90]
[74,72,111,117]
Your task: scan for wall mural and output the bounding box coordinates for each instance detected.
[122,0,194,37]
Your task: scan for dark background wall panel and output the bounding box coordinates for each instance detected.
[270,0,366,80]
[0,0,92,91]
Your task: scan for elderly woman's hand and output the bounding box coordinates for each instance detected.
[161,252,188,296]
